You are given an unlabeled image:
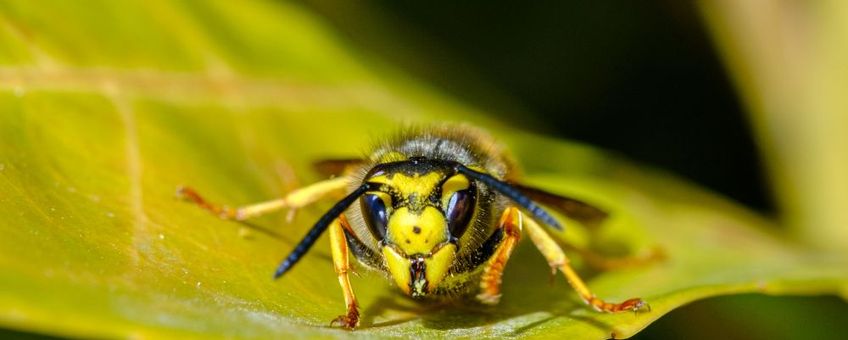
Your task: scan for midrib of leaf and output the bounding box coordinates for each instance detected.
[0,67,408,110]
[114,93,147,268]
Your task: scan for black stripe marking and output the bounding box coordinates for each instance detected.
[457,227,504,273]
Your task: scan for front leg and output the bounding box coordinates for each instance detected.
[476,207,522,305]
[177,176,349,221]
[328,216,360,329]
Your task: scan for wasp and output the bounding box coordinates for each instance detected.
[179,125,651,329]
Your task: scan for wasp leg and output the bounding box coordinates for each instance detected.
[523,214,649,313]
[177,176,349,221]
[514,184,664,270]
[329,216,360,329]
[476,207,522,305]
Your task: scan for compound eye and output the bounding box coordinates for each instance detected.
[445,186,476,238]
[361,192,390,240]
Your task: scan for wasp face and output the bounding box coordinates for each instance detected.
[361,159,477,297]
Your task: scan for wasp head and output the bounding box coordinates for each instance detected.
[360,158,477,297]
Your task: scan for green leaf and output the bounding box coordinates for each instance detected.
[0,1,845,339]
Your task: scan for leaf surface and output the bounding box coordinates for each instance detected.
[0,1,846,339]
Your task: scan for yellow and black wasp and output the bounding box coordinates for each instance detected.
[179,125,650,329]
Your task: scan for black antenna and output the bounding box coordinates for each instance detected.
[456,165,562,230]
[273,183,371,279]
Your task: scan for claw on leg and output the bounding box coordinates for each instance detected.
[176,186,239,220]
[330,306,360,329]
[587,295,650,314]
[329,217,361,329]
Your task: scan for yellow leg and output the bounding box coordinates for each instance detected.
[476,207,522,305]
[177,176,349,221]
[329,216,359,329]
[523,214,648,313]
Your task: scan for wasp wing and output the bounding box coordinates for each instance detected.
[513,184,609,228]
[312,158,365,178]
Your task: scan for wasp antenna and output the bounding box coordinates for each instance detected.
[456,165,563,230]
[273,183,371,279]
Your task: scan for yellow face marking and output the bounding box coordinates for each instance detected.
[440,174,469,206]
[368,172,443,200]
[387,206,447,254]
[423,243,456,291]
[382,246,411,295]
[441,174,469,194]
[381,243,457,297]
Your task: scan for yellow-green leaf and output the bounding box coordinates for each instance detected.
[0,1,846,339]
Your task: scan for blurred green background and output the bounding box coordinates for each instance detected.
[1,0,846,339]
[303,1,848,339]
